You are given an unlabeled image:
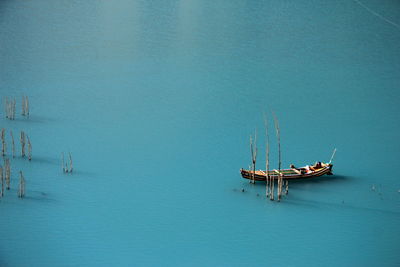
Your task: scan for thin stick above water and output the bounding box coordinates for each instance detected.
[5,159,10,190]
[26,96,30,118]
[273,112,282,201]
[69,152,73,173]
[264,113,270,198]
[27,135,32,161]
[20,131,26,157]
[250,130,257,184]
[18,171,25,198]
[0,167,4,198]
[10,131,15,158]
[22,95,26,116]
[1,128,6,157]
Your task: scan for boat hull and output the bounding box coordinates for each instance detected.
[240,164,333,181]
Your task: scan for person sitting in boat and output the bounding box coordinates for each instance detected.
[314,162,322,169]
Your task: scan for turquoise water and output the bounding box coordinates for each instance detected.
[1,0,399,266]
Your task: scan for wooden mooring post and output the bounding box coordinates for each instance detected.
[20,131,26,157]
[25,96,29,118]
[27,135,32,161]
[273,112,283,202]
[18,171,25,198]
[10,131,15,158]
[21,96,30,118]
[22,96,26,116]
[68,152,73,173]
[264,114,270,198]
[5,159,10,190]
[249,130,257,184]
[1,128,6,157]
[4,97,9,119]
[0,166,4,198]
[285,180,289,195]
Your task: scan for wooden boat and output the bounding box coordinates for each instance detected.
[240,162,333,181]
[242,110,336,185]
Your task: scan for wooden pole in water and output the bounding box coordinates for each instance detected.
[285,180,289,195]
[3,97,6,119]
[5,97,9,119]
[13,98,16,120]
[250,136,254,184]
[0,166,4,198]
[69,152,73,173]
[270,171,274,200]
[10,131,15,158]
[264,114,270,198]
[9,98,14,120]
[276,174,279,200]
[265,140,270,198]
[249,136,252,183]
[27,135,32,161]
[65,152,69,173]
[1,128,5,157]
[22,173,25,197]
[278,171,282,200]
[20,131,26,157]
[254,130,257,184]
[8,97,11,119]
[26,96,29,118]
[273,113,282,201]
[9,98,11,119]
[18,171,25,198]
[273,114,281,173]
[22,95,26,116]
[5,159,10,190]
[250,130,257,184]
[267,112,274,200]
[9,98,12,119]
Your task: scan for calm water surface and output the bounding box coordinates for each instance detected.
[1,0,399,266]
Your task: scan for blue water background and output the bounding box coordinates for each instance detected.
[1,0,399,266]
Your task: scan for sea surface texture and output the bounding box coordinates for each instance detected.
[1,0,399,266]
